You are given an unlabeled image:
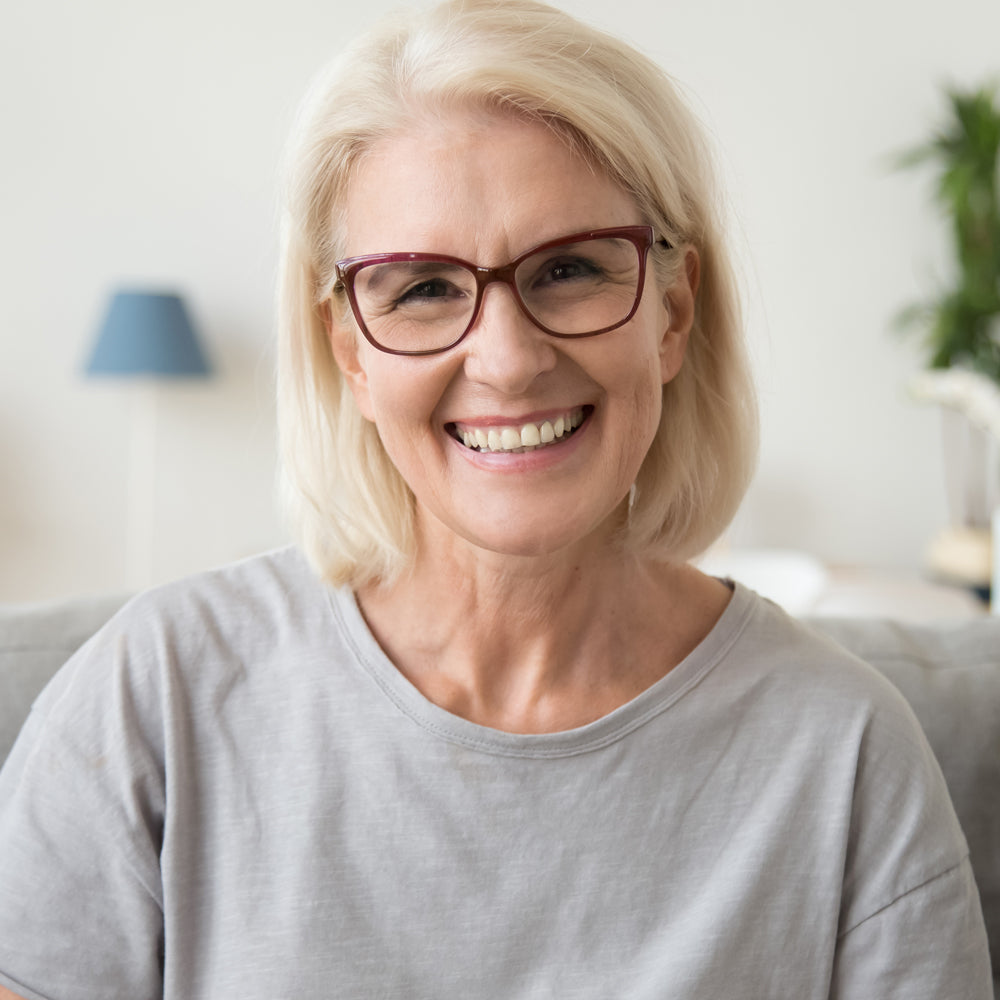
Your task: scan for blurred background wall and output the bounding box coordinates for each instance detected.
[2,0,998,601]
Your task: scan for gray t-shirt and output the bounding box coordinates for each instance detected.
[0,548,991,998]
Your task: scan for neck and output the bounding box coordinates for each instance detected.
[355,527,730,733]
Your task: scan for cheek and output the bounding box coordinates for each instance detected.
[625,338,667,417]
[362,357,451,452]
[628,350,667,449]
[599,349,664,474]
[367,381,415,442]
[631,368,665,456]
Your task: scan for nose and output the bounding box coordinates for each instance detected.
[461,282,558,393]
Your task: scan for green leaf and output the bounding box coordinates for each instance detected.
[893,82,1000,385]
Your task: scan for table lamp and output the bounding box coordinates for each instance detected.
[85,290,213,588]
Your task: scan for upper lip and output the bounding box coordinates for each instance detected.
[446,406,588,430]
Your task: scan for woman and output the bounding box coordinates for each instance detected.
[0,1,991,996]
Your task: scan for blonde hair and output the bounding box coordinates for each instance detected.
[277,0,757,587]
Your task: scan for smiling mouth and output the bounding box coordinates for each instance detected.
[447,406,590,454]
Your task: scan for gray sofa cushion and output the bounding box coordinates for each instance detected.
[809,615,1000,988]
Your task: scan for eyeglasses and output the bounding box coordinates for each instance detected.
[332,225,667,356]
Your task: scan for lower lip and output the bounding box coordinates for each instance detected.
[449,414,591,472]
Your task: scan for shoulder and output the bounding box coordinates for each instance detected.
[94,546,323,655]
[711,585,920,730]
[30,547,334,729]
[118,545,325,637]
[712,588,963,853]
[727,589,974,920]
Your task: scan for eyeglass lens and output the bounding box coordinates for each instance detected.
[350,236,643,354]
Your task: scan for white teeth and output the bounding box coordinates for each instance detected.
[520,423,541,447]
[452,408,586,453]
[500,427,521,450]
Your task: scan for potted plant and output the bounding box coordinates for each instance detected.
[896,83,1000,595]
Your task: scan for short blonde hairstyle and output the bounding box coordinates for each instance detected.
[278,0,757,587]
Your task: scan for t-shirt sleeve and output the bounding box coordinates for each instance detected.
[830,858,991,999]
[828,675,993,999]
[0,613,166,1000]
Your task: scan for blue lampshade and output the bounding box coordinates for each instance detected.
[85,290,212,377]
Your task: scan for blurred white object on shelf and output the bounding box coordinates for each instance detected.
[925,524,992,590]
[697,548,829,616]
[698,547,985,622]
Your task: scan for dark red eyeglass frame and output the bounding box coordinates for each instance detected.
[332,224,669,356]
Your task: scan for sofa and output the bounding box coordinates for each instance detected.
[0,593,997,992]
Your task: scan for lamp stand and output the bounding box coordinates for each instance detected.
[126,382,158,590]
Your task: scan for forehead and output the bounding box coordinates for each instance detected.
[340,111,642,261]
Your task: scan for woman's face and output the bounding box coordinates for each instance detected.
[328,111,696,564]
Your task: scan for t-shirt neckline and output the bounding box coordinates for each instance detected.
[326,580,757,758]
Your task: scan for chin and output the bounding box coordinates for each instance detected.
[435,505,628,562]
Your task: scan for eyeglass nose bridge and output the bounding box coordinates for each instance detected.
[460,260,541,342]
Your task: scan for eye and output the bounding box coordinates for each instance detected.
[522,252,607,298]
[538,254,604,285]
[396,276,463,304]
[355,260,474,317]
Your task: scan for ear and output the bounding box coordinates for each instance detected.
[323,303,376,422]
[659,248,700,385]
